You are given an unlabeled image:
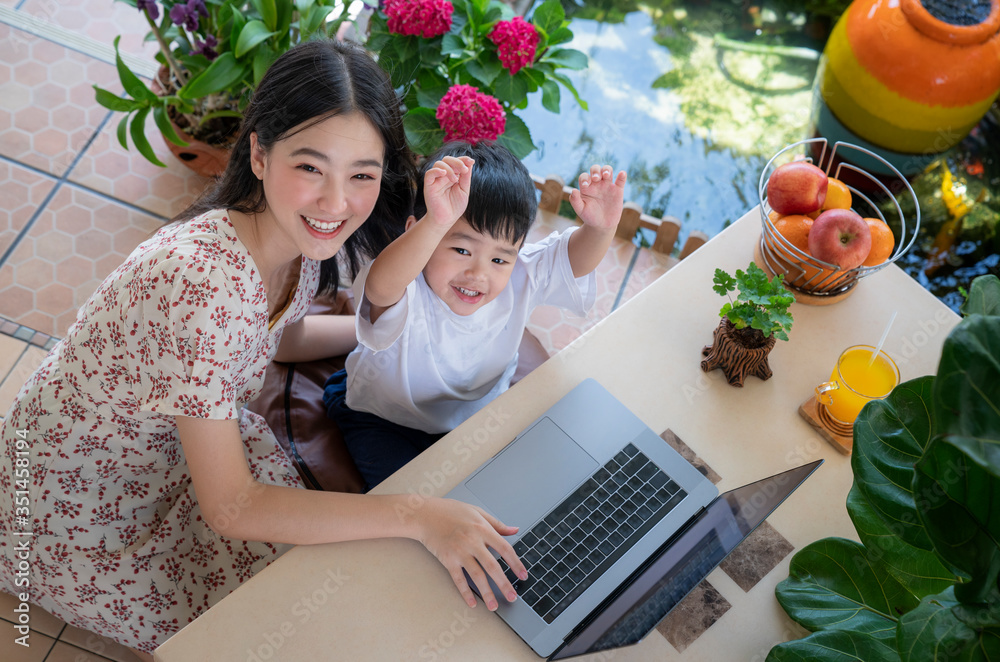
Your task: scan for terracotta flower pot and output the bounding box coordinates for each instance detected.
[812,0,1000,175]
[150,67,232,178]
[701,319,777,387]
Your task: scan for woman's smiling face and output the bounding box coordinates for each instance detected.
[250,111,385,262]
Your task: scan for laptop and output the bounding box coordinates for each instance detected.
[445,378,822,659]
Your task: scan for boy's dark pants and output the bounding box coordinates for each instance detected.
[323,369,445,492]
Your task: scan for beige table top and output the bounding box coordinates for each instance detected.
[155,207,959,662]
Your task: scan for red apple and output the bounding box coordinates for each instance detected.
[766,161,828,215]
[808,209,872,270]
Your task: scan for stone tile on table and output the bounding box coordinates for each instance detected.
[655,580,732,653]
[0,24,121,177]
[0,184,163,337]
[659,429,722,484]
[525,212,636,356]
[719,520,795,593]
[68,104,213,219]
[0,160,57,259]
[18,0,159,59]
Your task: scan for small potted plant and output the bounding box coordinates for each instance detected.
[94,0,352,175]
[701,262,794,387]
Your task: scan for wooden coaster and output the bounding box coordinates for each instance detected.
[798,395,853,455]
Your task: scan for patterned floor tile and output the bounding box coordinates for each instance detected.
[656,580,731,653]
[0,25,121,177]
[0,629,56,661]
[0,591,66,638]
[0,159,58,258]
[67,104,213,218]
[58,624,144,662]
[526,210,636,356]
[0,184,162,336]
[17,0,159,59]
[619,247,678,306]
[719,520,795,592]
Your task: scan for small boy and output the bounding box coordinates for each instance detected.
[324,141,626,490]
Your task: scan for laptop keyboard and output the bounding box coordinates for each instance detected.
[498,443,688,624]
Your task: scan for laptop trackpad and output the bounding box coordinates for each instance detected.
[467,417,598,528]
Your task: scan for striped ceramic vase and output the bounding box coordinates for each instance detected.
[812,0,1000,175]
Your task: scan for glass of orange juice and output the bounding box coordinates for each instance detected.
[816,345,900,424]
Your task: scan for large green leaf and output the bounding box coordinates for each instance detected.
[766,629,901,662]
[530,0,565,37]
[235,20,277,58]
[495,111,534,159]
[540,79,561,113]
[852,376,937,551]
[547,26,574,47]
[112,36,157,104]
[960,274,1000,317]
[129,106,166,168]
[897,587,1000,662]
[542,48,588,70]
[932,315,1000,442]
[251,0,277,31]
[846,485,956,598]
[414,69,450,108]
[914,435,1000,603]
[466,56,502,86]
[441,33,466,57]
[492,70,529,106]
[775,538,917,643]
[152,106,188,147]
[93,86,142,112]
[403,107,445,157]
[179,53,248,99]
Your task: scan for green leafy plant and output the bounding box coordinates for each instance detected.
[767,273,1000,662]
[712,262,794,341]
[95,0,351,167]
[364,0,588,158]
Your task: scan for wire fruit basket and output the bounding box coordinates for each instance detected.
[755,138,921,304]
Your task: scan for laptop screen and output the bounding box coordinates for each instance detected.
[549,460,822,660]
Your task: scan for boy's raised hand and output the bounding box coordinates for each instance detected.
[569,165,627,231]
[424,155,475,228]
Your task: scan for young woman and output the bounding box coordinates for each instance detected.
[0,40,524,660]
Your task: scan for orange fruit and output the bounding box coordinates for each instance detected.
[823,177,852,210]
[862,217,895,266]
[766,214,814,286]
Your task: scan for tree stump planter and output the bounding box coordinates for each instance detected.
[701,318,777,387]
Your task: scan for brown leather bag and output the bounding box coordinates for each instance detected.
[246,292,366,493]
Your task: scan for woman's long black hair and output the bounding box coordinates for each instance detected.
[175,39,416,294]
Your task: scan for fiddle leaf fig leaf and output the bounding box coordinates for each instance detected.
[913,435,1000,604]
[846,485,956,597]
[897,586,1000,662]
[959,274,1000,317]
[774,538,917,643]
[852,376,937,552]
[766,629,900,662]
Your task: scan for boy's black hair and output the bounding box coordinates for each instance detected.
[414,141,536,246]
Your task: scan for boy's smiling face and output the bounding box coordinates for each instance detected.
[417,217,521,315]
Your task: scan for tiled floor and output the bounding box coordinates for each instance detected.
[0,1,689,659]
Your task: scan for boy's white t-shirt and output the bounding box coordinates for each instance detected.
[344,228,595,434]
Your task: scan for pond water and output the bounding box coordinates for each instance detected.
[518,0,999,312]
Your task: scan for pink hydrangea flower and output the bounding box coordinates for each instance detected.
[385,0,453,39]
[435,85,506,144]
[488,17,539,75]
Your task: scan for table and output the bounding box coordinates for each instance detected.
[155,207,959,662]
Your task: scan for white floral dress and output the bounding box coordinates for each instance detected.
[0,210,316,653]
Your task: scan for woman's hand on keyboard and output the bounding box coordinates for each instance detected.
[415,498,528,610]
